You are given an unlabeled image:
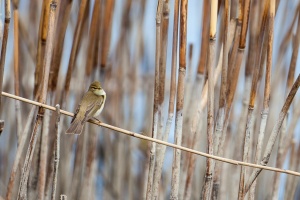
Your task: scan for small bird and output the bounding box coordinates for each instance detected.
[66,81,106,135]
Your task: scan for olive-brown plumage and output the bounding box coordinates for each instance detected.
[66,81,106,135]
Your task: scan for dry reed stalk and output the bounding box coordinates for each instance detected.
[214,0,229,156]
[0,0,11,132]
[34,0,50,96]
[51,105,61,200]
[100,0,115,68]
[13,8,22,144]
[197,0,210,75]
[212,0,229,198]
[238,1,262,199]
[179,44,193,200]
[146,1,163,199]
[48,0,73,92]
[37,107,50,200]
[244,73,300,194]
[85,0,100,77]
[5,105,38,200]
[170,0,188,198]
[184,46,223,200]
[152,0,170,198]
[248,1,270,198]
[152,0,179,198]
[17,2,57,199]
[5,91,300,177]
[63,0,88,102]
[201,0,217,198]
[219,0,244,197]
[247,0,273,195]
[224,44,243,198]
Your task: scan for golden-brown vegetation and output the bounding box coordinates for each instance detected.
[0,0,300,199]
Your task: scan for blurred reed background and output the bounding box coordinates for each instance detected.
[0,0,300,199]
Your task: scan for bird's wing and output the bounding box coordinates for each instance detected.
[71,103,81,123]
[83,95,105,122]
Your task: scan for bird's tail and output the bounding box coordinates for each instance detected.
[65,117,84,135]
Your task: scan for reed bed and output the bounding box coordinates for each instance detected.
[0,0,300,200]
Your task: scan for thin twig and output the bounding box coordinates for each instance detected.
[3,91,300,177]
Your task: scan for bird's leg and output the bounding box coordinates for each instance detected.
[92,117,103,124]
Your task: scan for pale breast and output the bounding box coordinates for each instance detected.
[93,94,106,117]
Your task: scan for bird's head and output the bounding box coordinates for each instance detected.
[89,81,106,96]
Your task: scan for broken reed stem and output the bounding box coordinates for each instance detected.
[100,0,115,68]
[51,105,61,200]
[212,0,229,198]
[201,1,217,199]
[170,0,188,198]
[4,91,300,177]
[64,0,88,101]
[152,0,170,198]
[0,0,11,106]
[13,8,22,143]
[146,1,163,199]
[17,2,57,199]
[244,73,300,194]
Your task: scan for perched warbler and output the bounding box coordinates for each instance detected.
[66,81,106,134]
